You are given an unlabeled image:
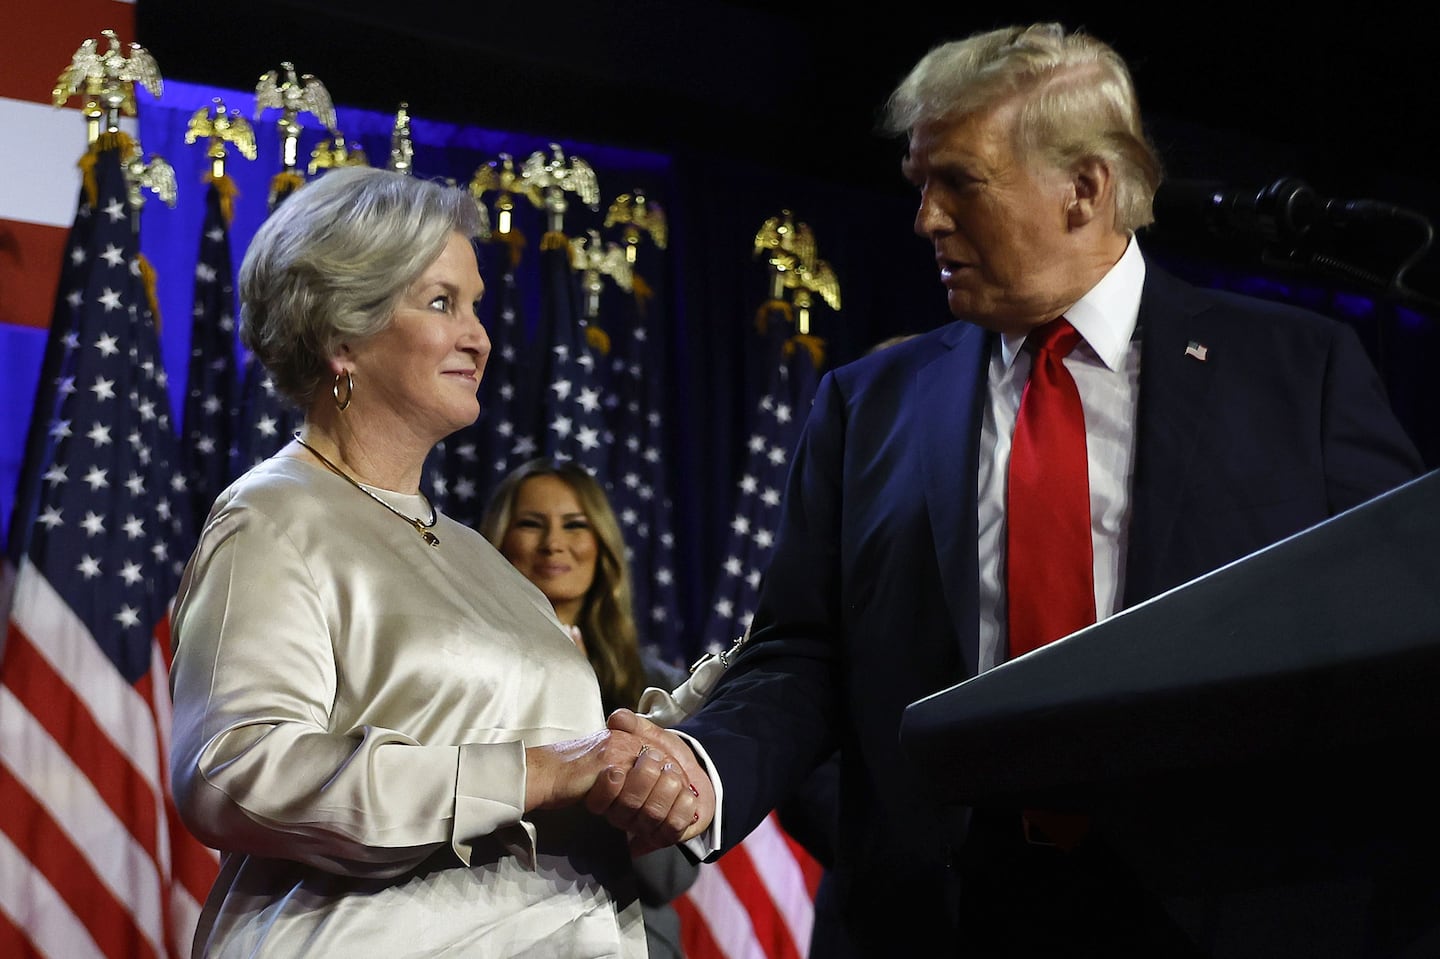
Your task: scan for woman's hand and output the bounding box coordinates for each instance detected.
[589,709,718,854]
[522,711,717,854]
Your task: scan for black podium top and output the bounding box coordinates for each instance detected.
[901,468,1440,810]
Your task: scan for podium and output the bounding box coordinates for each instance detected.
[901,469,1440,958]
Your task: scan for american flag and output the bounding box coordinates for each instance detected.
[676,811,825,959]
[5,158,103,567]
[479,238,543,484]
[422,419,487,529]
[699,304,824,652]
[231,354,298,475]
[230,177,302,476]
[425,234,532,526]
[677,301,826,959]
[0,134,218,958]
[179,175,240,532]
[603,245,684,660]
[539,240,611,477]
[420,236,494,530]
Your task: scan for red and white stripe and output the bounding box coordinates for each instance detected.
[2,12,224,951]
[0,559,215,959]
[676,812,824,959]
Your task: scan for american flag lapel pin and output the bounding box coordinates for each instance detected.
[1184,341,1209,361]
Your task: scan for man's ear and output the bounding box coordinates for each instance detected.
[1067,156,1113,229]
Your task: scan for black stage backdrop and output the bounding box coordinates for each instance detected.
[122,0,1439,664]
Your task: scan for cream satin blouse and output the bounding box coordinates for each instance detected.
[169,454,644,957]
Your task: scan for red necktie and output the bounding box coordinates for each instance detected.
[1006,317,1096,660]
[1007,317,1097,850]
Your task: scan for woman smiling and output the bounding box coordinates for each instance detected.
[483,457,698,959]
[168,168,700,958]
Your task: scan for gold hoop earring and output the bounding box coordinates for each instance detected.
[333,369,354,411]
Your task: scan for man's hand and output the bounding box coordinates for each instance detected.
[588,709,718,855]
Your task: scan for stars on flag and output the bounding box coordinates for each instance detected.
[180,178,244,530]
[700,314,823,653]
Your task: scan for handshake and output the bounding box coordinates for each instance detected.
[524,707,718,855]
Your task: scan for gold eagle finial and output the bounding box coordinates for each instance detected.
[753,210,842,334]
[54,30,164,142]
[605,190,668,263]
[254,62,335,177]
[522,143,600,236]
[470,153,543,241]
[186,98,257,180]
[309,130,369,175]
[124,145,178,211]
[254,61,336,129]
[569,229,633,347]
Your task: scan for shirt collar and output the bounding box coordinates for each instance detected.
[998,234,1146,371]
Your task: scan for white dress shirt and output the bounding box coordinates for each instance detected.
[686,237,1149,857]
[976,236,1146,671]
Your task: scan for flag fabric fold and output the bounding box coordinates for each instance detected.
[677,811,825,959]
[5,159,104,567]
[700,303,824,653]
[230,179,302,476]
[425,236,529,526]
[602,249,684,661]
[479,237,544,483]
[539,239,612,478]
[679,302,827,959]
[231,328,299,475]
[0,134,218,959]
[180,174,241,532]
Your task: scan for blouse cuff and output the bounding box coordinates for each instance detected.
[452,740,536,866]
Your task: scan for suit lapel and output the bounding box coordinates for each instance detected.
[1126,267,1219,605]
[918,322,990,677]
[908,269,1223,654]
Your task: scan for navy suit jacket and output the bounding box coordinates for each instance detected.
[676,263,1426,954]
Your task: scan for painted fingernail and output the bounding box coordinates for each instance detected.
[692,811,700,824]
[689,784,699,797]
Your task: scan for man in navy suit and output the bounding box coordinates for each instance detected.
[599,21,1426,957]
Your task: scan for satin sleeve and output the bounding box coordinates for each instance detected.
[169,502,530,878]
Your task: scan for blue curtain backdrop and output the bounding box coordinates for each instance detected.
[2,78,1436,666]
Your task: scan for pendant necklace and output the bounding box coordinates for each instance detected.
[294,433,441,548]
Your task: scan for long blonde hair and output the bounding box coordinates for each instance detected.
[481,458,645,714]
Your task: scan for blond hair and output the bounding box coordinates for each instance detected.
[481,459,645,713]
[882,22,1162,233]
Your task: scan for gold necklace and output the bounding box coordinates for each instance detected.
[294,434,441,548]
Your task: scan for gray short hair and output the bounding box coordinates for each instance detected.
[238,167,483,408]
[882,23,1163,233]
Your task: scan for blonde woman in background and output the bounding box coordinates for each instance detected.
[484,457,699,959]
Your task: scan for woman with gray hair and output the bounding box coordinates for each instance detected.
[168,166,702,958]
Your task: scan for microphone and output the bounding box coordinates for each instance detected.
[1152,177,1413,244]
